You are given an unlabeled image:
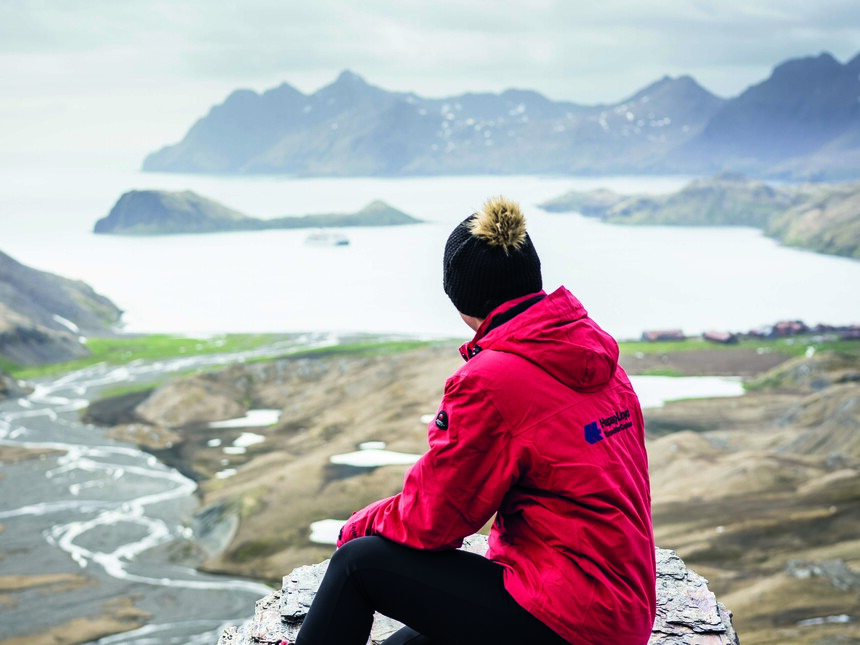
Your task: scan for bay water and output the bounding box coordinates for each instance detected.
[3,166,859,340]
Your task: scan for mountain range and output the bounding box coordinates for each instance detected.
[143,51,860,180]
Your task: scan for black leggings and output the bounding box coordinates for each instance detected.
[294,536,569,645]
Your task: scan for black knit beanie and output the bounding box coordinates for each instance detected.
[443,196,542,318]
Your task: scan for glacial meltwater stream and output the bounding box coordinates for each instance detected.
[0,337,337,645]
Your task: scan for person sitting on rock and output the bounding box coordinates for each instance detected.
[295,196,656,645]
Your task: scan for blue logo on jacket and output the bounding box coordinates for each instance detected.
[584,421,603,445]
[585,408,632,444]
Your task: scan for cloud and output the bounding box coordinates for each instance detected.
[3,0,858,100]
[1,0,858,166]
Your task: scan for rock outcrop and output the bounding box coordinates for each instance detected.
[217,535,739,645]
[0,369,30,400]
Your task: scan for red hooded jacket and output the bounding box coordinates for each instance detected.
[337,287,656,644]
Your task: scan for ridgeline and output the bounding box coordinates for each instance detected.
[142,52,860,181]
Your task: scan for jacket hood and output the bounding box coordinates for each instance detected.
[463,286,619,392]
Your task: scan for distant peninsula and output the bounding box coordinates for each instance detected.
[94,190,422,235]
[540,174,860,260]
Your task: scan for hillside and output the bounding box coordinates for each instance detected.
[84,340,860,644]
[767,180,860,258]
[540,174,860,259]
[94,190,421,235]
[0,250,123,365]
[142,51,860,180]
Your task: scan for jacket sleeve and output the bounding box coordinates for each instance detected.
[337,370,520,550]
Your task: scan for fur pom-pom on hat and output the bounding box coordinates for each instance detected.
[469,196,529,252]
[443,196,542,319]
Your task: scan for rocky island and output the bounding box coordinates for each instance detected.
[94,190,421,235]
[541,174,860,259]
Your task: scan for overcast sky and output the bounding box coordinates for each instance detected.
[2,0,858,168]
